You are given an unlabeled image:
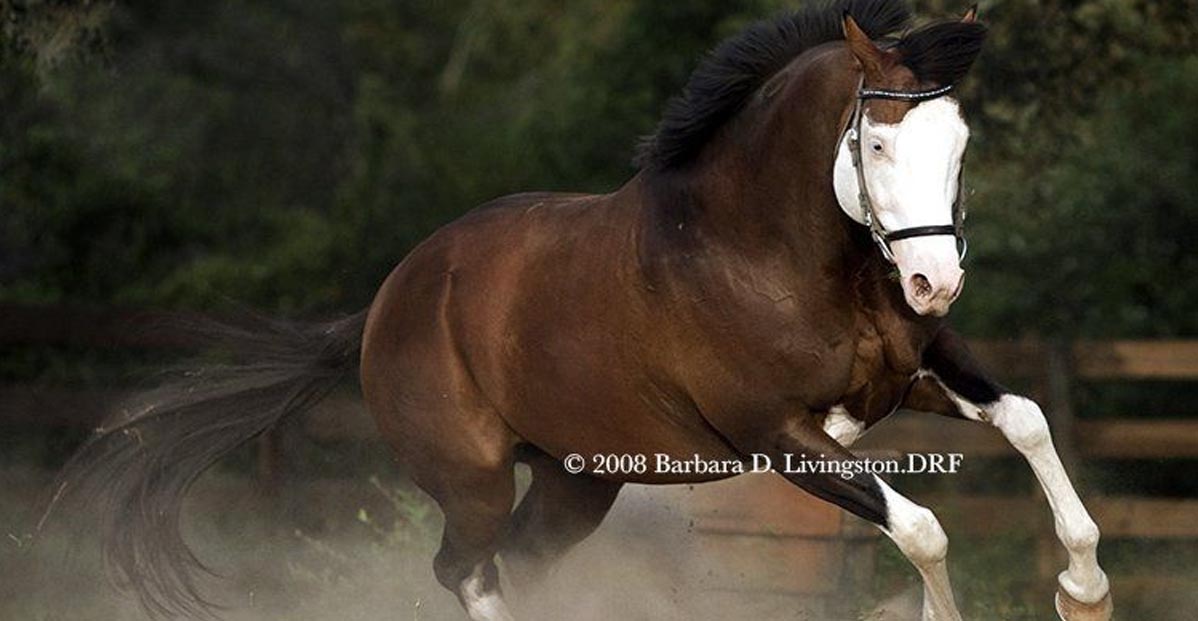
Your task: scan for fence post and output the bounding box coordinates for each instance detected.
[1036,340,1079,579]
[1046,341,1080,473]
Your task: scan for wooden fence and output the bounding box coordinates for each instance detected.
[3,303,1197,610]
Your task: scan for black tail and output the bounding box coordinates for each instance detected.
[43,309,368,618]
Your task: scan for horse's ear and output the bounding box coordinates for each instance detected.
[842,13,887,81]
[961,4,979,23]
[896,21,988,86]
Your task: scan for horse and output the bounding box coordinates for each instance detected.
[49,1,1113,619]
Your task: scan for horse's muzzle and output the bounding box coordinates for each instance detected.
[892,236,965,317]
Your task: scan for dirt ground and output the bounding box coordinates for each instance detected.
[3,461,1194,621]
[1,464,874,621]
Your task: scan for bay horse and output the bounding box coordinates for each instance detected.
[50,0,1112,619]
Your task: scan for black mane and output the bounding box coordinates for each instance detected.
[636,0,986,171]
[635,0,912,170]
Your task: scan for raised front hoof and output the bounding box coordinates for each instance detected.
[1055,588,1112,621]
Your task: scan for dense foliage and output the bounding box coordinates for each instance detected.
[2,0,1196,337]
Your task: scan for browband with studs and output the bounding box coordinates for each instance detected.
[858,84,954,102]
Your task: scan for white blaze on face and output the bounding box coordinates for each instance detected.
[834,97,970,317]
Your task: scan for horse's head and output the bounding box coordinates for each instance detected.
[833,9,986,317]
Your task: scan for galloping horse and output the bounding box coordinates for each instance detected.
[52,0,1112,619]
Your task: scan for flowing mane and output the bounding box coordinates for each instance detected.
[635,0,986,171]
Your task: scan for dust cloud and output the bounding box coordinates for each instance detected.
[1,465,906,621]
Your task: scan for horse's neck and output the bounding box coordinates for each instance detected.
[639,89,859,269]
[634,85,930,335]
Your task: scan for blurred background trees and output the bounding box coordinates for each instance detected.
[2,0,1196,336]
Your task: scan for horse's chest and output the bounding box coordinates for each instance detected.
[837,318,925,426]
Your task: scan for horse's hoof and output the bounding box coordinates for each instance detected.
[1055,588,1112,621]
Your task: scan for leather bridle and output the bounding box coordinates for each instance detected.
[842,76,968,264]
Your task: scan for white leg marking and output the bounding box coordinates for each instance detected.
[823,405,867,446]
[875,477,961,621]
[459,562,514,621]
[988,395,1109,605]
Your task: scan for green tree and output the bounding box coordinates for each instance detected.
[2,0,1196,340]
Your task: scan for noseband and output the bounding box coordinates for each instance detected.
[842,77,967,264]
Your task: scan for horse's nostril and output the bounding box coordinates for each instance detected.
[910,274,933,299]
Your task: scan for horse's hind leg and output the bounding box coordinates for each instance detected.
[500,447,623,587]
[422,451,517,621]
[370,392,519,621]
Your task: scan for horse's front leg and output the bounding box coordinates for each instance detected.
[738,416,963,621]
[915,329,1112,621]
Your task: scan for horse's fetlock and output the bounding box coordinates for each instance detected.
[1063,519,1100,552]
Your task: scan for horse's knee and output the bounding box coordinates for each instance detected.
[991,395,1051,452]
[895,505,949,565]
[878,479,948,565]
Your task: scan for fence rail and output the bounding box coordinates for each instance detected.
[963,338,1198,380]
[8,384,1198,460]
[860,415,1198,459]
